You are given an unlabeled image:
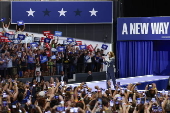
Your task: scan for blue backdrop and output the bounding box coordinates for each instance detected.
[117,41,153,78]
[11,1,113,24]
[117,17,170,40]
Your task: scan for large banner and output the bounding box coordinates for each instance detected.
[117,17,170,40]
[11,1,113,24]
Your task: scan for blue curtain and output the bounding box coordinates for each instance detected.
[117,41,153,78]
[153,41,170,75]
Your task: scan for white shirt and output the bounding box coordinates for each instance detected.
[7,58,12,68]
[36,76,40,82]
[3,27,9,33]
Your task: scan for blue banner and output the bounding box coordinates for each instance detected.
[57,47,65,52]
[79,45,87,50]
[0,18,5,22]
[117,17,170,40]
[11,1,113,24]
[44,38,51,43]
[17,20,24,26]
[54,31,62,36]
[41,56,48,63]
[8,34,15,40]
[101,44,108,50]
[18,34,25,40]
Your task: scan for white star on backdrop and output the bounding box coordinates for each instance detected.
[58,8,67,17]
[26,8,35,17]
[89,8,98,16]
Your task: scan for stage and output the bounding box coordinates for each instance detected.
[68,75,170,91]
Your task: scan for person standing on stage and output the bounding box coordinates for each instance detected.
[102,51,116,88]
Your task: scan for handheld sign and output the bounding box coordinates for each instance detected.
[57,47,65,52]
[44,38,51,43]
[31,43,38,48]
[17,20,24,26]
[8,34,15,40]
[54,31,62,36]
[0,18,5,22]
[5,33,10,38]
[48,34,54,39]
[51,55,56,60]
[34,37,40,42]
[0,32,3,36]
[87,44,94,51]
[79,45,86,50]
[41,56,48,63]
[0,36,6,42]
[63,40,69,45]
[41,37,45,42]
[67,38,74,42]
[18,34,25,40]
[101,44,108,50]
[76,41,82,46]
[43,31,50,36]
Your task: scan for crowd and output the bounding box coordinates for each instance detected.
[0,19,106,79]
[0,73,169,113]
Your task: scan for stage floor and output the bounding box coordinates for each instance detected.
[68,75,169,91]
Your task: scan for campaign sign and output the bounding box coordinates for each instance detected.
[79,45,86,50]
[17,20,24,26]
[5,33,10,38]
[41,56,48,63]
[44,38,51,43]
[101,44,108,50]
[63,40,69,45]
[67,38,74,42]
[48,34,54,39]
[34,37,40,42]
[0,32,3,36]
[8,34,15,40]
[12,39,19,44]
[31,43,38,47]
[51,48,57,52]
[54,31,62,36]
[18,34,25,40]
[87,44,94,51]
[41,37,45,42]
[51,55,56,60]
[43,31,50,36]
[0,18,5,22]
[0,36,5,42]
[76,41,82,46]
[57,47,65,52]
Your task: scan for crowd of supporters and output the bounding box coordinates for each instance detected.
[0,20,106,79]
[0,75,169,113]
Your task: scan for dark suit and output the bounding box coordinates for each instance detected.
[32,76,44,83]
[58,75,68,84]
[104,57,116,88]
[86,74,93,82]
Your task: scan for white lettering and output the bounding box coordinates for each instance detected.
[164,22,169,34]
[135,23,140,34]
[151,22,169,34]
[141,23,149,34]
[122,23,128,35]
[130,23,135,34]
[151,23,159,34]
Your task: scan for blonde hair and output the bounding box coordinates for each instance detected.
[108,51,115,58]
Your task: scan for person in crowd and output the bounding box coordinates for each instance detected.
[6,52,13,78]
[32,71,44,83]
[27,51,35,77]
[86,71,93,82]
[56,52,64,75]
[1,18,11,34]
[58,71,68,84]
[15,24,25,34]
[103,51,116,88]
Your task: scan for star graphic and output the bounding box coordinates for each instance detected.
[43,8,51,16]
[26,8,35,17]
[89,8,98,16]
[58,8,67,17]
[74,9,82,16]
